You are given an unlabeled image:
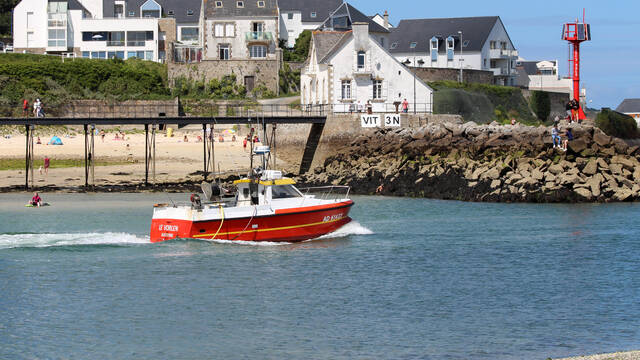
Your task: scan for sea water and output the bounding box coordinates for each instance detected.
[1,193,639,359]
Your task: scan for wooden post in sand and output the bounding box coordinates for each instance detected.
[144,124,149,185]
[202,123,208,180]
[83,124,88,188]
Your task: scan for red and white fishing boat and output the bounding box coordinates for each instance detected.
[149,168,353,243]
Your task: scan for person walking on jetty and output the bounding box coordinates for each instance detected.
[22,99,29,117]
[552,124,561,149]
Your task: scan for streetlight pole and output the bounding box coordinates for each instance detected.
[458,30,463,83]
[413,48,416,114]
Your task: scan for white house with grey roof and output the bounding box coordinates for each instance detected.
[515,59,573,95]
[12,0,202,62]
[277,0,342,48]
[301,22,432,113]
[318,2,391,50]
[616,99,640,125]
[389,16,518,85]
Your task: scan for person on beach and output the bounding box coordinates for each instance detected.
[183,135,189,142]
[22,99,29,117]
[100,130,105,143]
[33,99,43,117]
[36,136,41,144]
[402,98,409,113]
[28,192,43,207]
[243,136,248,151]
[114,133,120,141]
[510,118,517,126]
[562,128,574,152]
[552,124,561,149]
[44,156,50,175]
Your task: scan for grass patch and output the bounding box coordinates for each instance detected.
[0,158,129,171]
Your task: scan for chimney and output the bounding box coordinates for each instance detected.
[352,22,369,49]
[383,11,389,30]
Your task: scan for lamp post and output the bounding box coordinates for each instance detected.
[458,30,463,83]
[410,41,417,114]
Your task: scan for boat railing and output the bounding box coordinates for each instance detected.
[298,185,351,204]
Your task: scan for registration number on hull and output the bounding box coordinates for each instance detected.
[323,213,344,223]
[158,224,179,232]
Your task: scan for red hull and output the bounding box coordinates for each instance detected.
[150,200,353,243]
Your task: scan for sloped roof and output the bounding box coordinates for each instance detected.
[312,31,350,63]
[616,99,640,113]
[102,0,202,23]
[68,0,91,16]
[515,60,557,76]
[278,0,342,23]
[319,3,390,34]
[204,0,277,18]
[389,16,501,53]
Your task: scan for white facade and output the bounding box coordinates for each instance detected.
[391,18,519,85]
[517,60,573,95]
[278,11,321,48]
[302,23,433,113]
[12,0,199,63]
[204,17,278,60]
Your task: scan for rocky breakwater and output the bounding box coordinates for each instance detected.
[298,120,640,202]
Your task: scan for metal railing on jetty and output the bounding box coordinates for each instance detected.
[0,102,432,120]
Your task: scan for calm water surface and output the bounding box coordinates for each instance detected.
[0,193,639,359]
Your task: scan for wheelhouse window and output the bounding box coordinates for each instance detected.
[250,45,266,58]
[271,185,302,199]
[357,51,365,70]
[341,80,351,99]
[373,79,382,99]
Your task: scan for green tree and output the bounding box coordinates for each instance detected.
[293,30,312,59]
[596,108,639,139]
[530,91,550,122]
[0,0,20,36]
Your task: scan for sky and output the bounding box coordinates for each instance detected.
[350,0,640,109]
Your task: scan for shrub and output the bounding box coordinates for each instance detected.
[530,91,550,122]
[596,108,639,139]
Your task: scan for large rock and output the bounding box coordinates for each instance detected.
[614,188,633,201]
[609,163,623,175]
[586,174,604,197]
[593,130,611,147]
[611,155,635,170]
[548,163,564,175]
[568,138,589,153]
[531,168,544,181]
[574,187,593,200]
[582,160,598,176]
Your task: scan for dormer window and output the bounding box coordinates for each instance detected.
[390,42,397,49]
[236,1,244,8]
[128,11,135,16]
[409,42,417,49]
[167,10,174,16]
[446,36,454,61]
[215,1,223,7]
[187,9,194,16]
[430,36,438,61]
[257,1,265,7]
[140,0,161,18]
[310,12,317,18]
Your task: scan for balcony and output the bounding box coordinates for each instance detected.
[107,41,125,47]
[353,66,372,76]
[127,41,147,47]
[491,67,516,76]
[47,19,66,27]
[489,48,519,59]
[245,32,273,43]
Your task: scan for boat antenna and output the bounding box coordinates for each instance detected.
[165,192,176,207]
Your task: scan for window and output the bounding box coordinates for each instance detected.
[357,51,365,70]
[48,29,66,47]
[373,80,383,99]
[341,80,351,99]
[390,42,397,49]
[180,27,198,42]
[310,12,316,18]
[446,36,454,61]
[127,51,136,59]
[127,31,150,46]
[257,1,265,7]
[379,37,385,47]
[219,44,229,59]
[214,23,224,37]
[252,22,263,33]
[187,10,194,16]
[82,51,89,58]
[463,40,469,47]
[271,185,302,199]
[167,10,174,16]
[128,11,135,16]
[82,32,107,41]
[236,1,244,7]
[332,15,348,29]
[490,40,497,49]
[140,0,161,18]
[409,41,417,49]
[225,23,235,37]
[250,45,266,58]
[430,37,438,61]
[47,1,67,14]
[114,4,124,18]
[215,1,222,7]
[107,31,125,46]
[145,51,153,60]
[287,12,293,20]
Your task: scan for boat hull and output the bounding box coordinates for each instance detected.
[150,201,353,243]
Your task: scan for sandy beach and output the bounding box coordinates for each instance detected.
[0,127,294,190]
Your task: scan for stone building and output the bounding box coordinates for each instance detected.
[202,0,280,93]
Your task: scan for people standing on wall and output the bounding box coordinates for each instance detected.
[402,99,409,114]
[22,99,29,117]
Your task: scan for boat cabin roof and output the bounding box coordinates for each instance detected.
[233,178,296,186]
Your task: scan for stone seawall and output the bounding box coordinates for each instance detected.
[297,120,640,203]
[410,67,494,85]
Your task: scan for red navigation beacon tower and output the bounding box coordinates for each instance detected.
[562,13,591,121]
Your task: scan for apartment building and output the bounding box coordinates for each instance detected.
[12,0,202,62]
[389,16,518,85]
[515,59,573,95]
